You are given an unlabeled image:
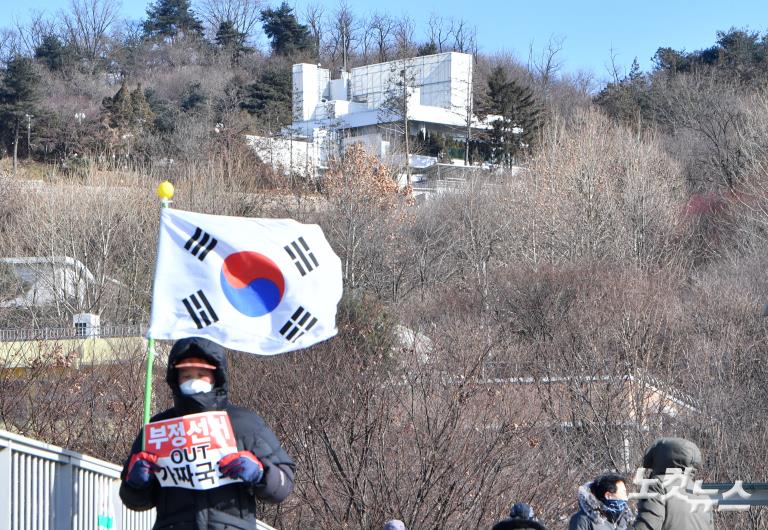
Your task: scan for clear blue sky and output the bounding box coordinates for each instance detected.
[3,0,767,82]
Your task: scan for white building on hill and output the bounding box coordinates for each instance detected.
[279,52,494,172]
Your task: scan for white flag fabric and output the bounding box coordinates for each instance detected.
[148,208,343,355]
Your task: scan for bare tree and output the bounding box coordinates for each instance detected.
[61,0,120,66]
[522,107,682,265]
[528,35,565,97]
[367,13,393,63]
[426,13,450,53]
[379,63,416,186]
[449,18,476,55]
[196,0,263,44]
[652,73,747,191]
[0,28,21,65]
[392,15,415,59]
[328,1,357,70]
[13,11,59,57]
[302,3,324,61]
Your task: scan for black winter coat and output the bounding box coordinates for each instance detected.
[633,438,714,530]
[119,337,295,530]
[492,517,550,530]
[568,482,632,530]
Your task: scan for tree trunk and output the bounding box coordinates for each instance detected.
[402,68,411,187]
[13,119,20,176]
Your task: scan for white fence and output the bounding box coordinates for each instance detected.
[0,324,148,342]
[0,429,154,530]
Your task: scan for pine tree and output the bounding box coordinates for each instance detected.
[215,21,250,62]
[594,58,650,125]
[0,56,40,174]
[130,84,154,130]
[240,68,292,129]
[486,66,542,166]
[378,65,415,185]
[143,0,203,40]
[34,35,73,72]
[102,82,154,133]
[180,82,207,112]
[103,81,133,129]
[260,2,312,56]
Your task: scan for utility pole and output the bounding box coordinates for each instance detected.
[464,60,472,166]
[402,68,411,186]
[342,30,347,72]
[25,113,33,160]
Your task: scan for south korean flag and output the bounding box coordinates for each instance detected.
[148,209,343,355]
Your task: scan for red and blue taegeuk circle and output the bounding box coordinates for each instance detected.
[220,251,285,317]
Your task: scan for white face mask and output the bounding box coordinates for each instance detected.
[179,379,213,395]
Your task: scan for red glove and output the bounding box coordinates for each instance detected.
[219,451,264,484]
[125,451,159,489]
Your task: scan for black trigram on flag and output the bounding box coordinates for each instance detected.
[284,237,319,276]
[182,290,219,329]
[184,227,218,261]
[279,306,317,342]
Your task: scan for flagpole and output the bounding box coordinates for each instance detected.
[144,181,175,432]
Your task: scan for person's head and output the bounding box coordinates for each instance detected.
[509,502,536,520]
[491,503,549,530]
[167,338,228,414]
[590,473,628,522]
[642,437,702,477]
[590,473,628,502]
[383,520,405,530]
[174,356,216,395]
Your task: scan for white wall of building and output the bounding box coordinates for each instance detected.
[292,52,474,129]
[278,52,486,175]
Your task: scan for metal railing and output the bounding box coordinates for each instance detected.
[0,324,148,342]
[0,429,278,530]
[0,429,154,530]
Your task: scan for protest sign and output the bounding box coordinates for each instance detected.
[144,411,240,490]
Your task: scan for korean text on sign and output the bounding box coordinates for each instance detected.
[144,411,239,490]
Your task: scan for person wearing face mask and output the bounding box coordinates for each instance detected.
[568,473,633,530]
[119,337,295,529]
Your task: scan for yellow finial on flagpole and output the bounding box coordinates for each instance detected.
[156,180,174,207]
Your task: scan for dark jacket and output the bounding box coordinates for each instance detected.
[119,337,296,530]
[492,517,549,530]
[633,438,714,530]
[568,482,633,530]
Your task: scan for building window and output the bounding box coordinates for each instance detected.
[75,322,87,337]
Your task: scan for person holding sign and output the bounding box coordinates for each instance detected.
[119,337,295,529]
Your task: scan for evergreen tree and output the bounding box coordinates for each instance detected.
[34,35,74,72]
[417,42,438,57]
[215,21,250,62]
[102,82,154,132]
[143,0,203,40]
[144,88,179,134]
[240,67,292,129]
[486,66,541,166]
[130,84,154,129]
[594,58,651,126]
[102,81,133,128]
[0,56,41,174]
[180,82,207,112]
[378,65,416,184]
[652,47,691,74]
[260,2,312,56]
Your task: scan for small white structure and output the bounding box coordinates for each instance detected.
[245,128,331,178]
[73,312,100,338]
[0,256,96,308]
